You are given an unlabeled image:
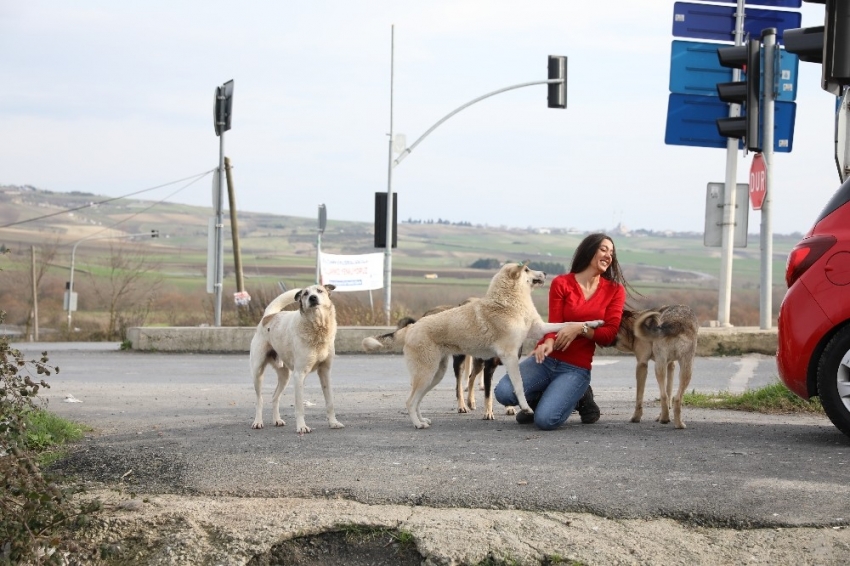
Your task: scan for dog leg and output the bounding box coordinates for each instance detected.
[406,355,449,429]
[316,361,344,430]
[654,358,671,424]
[673,358,694,429]
[500,354,533,415]
[251,355,267,429]
[454,355,470,413]
[482,358,499,420]
[270,363,291,427]
[292,369,313,433]
[467,357,485,412]
[631,361,649,423]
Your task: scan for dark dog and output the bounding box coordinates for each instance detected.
[613,305,699,429]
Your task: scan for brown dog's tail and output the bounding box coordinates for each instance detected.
[361,317,416,351]
[633,305,695,340]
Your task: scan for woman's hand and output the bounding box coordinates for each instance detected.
[534,339,554,363]
[553,323,584,351]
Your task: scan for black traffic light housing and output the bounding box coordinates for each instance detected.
[715,38,761,152]
[785,0,850,95]
[214,80,234,136]
[547,55,567,109]
[374,192,397,248]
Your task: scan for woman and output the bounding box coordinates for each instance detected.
[494,233,629,431]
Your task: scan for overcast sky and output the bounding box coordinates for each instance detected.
[0,1,840,235]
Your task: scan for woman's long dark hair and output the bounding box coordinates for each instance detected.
[570,232,640,299]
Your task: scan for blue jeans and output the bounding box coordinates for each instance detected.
[494,356,591,431]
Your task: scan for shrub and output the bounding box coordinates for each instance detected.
[0,311,99,564]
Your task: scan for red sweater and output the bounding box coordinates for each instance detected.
[539,273,625,370]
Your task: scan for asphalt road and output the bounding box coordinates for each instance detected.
[14,342,850,529]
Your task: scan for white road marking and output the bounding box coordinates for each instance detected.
[729,357,759,394]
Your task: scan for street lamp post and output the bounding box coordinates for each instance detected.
[67,231,159,331]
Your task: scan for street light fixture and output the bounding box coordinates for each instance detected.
[66,230,159,331]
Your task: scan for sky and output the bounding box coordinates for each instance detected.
[0,1,841,235]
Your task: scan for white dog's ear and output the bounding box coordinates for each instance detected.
[324,284,336,293]
[294,290,304,302]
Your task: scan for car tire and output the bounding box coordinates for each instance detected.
[816,325,850,438]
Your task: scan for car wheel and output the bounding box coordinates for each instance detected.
[817,325,850,438]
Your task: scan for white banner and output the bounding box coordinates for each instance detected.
[319,252,383,292]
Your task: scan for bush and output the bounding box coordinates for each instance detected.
[0,311,98,564]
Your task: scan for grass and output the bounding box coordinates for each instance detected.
[23,408,89,465]
[682,383,824,415]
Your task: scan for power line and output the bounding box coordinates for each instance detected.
[0,169,216,229]
[64,172,213,243]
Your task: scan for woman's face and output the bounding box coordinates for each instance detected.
[591,239,614,275]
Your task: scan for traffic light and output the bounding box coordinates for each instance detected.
[213,80,234,136]
[547,55,567,109]
[715,38,761,152]
[785,0,850,95]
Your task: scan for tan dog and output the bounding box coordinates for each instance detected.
[249,284,344,434]
[613,305,699,429]
[362,262,604,428]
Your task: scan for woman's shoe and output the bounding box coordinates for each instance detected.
[576,386,600,424]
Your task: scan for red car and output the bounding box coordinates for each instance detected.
[777,180,850,437]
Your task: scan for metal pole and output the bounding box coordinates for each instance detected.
[316,230,322,285]
[717,0,745,328]
[214,124,225,326]
[68,240,80,331]
[383,25,395,326]
[760,29,776,330]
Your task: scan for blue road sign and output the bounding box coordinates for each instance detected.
[670,40,733,96]
[771,100,796,153]
[665,93,796,152]
[672,2,802,43]
[669,40,798,102]
[666,93,733,149]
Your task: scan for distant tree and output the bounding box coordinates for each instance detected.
[470,258,501,269]
[85,243,163,340]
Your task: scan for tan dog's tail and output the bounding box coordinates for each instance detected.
[262,289,301,317]
[361,316,416,351]
[634,306,692,340]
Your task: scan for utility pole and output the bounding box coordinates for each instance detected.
[30,245,38,341]
[759,28,776,330]
[225,156,245,295]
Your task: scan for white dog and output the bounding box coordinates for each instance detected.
[249,284,344,434]
[363,263,603,428]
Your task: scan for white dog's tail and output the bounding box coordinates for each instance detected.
[263,289,301,317]
[361,316,416,352]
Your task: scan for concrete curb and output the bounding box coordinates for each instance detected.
[127,326,777,356]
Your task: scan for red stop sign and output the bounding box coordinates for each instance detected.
[749,154,767,211]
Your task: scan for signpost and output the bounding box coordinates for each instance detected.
[749,153,767,210]
[665,0,801,329]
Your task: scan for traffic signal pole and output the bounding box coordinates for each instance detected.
[760,29,777,330]
[382,31,566,325]
[717,0,745,328]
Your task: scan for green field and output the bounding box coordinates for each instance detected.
[0,185,797,336]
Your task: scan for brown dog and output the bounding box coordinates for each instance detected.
[613,305,699,429]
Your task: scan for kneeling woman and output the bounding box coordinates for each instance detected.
[494,233,630,430]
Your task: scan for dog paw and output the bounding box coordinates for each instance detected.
[587,320,605,328]
[630,416,642,423]
[675,421,686,429]
[457,407,469,414]
[483,412,495,420]
[296,425,312,434]
[274,419,286,427]
[329,420,345,429]
[504,406,517,415]
[251,422,264,429]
